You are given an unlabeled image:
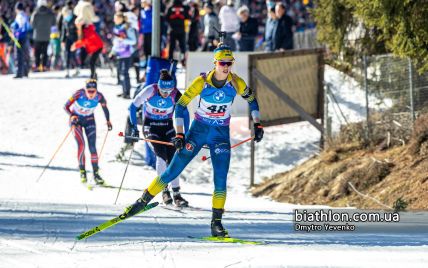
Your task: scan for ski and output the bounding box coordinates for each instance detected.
[187,236,264,245]
[76,202,159,240]
[81,181,93,191]
[88,182,111,190]
[86,184,94,191]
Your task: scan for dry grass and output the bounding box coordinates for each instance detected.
[252,114,428,210]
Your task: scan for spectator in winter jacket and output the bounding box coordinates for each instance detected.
[166,0,190,63]
[11,2,30,78]
[264,7,277,52]
[61,1,78,77]
[115,1,139,31]
[236,5,258,51]
[218,0,240,51]
[140,0,152,60]
[0,14,11,74]
[187,0,200,52]
[273,2,293,51]
[72,0,103,79]
[202,2,219,52]
[129,5,140,83]
[110,12,137,99]
[31,0,56,71]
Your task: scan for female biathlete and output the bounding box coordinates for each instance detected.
[129,69,190,207]
[64,79,112,184]
[124,44,264,237]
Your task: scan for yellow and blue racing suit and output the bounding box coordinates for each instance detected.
[146,70,260,210]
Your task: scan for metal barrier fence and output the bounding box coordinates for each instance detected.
[325,54,428,146]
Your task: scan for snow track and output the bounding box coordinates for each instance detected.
[0,70,427,267]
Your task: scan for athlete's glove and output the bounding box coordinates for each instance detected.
[107,121,113,131]
[143,125,151,138]
[70,115,79,126]
[131,126,139,139]
[172,133,185,150]
[253,123,264,142]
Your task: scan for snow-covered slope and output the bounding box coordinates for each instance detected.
[0,69,427,268]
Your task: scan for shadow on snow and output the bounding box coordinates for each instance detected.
[0,202,427,247]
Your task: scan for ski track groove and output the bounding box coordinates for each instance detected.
[69,204,90,252]
[153,213,175,267]
[84,241,146,248]
[2,69,428,267]
[1,255,32,268]
[1,238,43,254]
[224,260,243,268]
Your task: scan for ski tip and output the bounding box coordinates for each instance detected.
[201,156,207,161]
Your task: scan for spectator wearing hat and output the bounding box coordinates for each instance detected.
[11,2,30,78]
[202,2,220,52]
[110,12,137,99]
[140,0,152,62]
[236,5,258,51]
[31,0,56,72]
[116,1,140,83]
[218,0,240,51]
[60,1,79,77]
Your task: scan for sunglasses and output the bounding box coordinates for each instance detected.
[217,61,233,67]
[159,88,173,94]
[86,89,97,94]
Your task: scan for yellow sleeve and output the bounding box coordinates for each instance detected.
[177,76,205,106]
[232,73,256,102]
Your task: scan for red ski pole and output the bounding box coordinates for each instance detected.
[98,131,109,161]
[201,137,254,161]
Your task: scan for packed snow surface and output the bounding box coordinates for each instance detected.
[0,69,427,268]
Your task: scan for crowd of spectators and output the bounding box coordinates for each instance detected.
[0,0,318,77]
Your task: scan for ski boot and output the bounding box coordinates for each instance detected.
[93,170,105,185]
[162,189,173,205]
[124,190,154,217]
[80,169,87,183]
[172,187,189,207]
[211,208,229,237]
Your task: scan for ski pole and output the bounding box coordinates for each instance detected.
[0,18,21,49]
[36,127,73,182]
[114,144,134,204]
[201,137,254,161]
[118,132,174,146]
[98,130,109,161]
